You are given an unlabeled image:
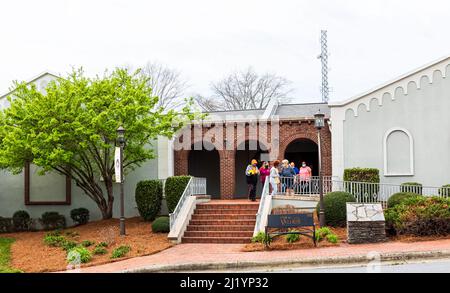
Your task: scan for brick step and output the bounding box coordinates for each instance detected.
[196,204,259,210]
[184,231,254,238]
[189,219,256,226]
[195,209,258,215]
[187,225,255,231]
[182,237,251,244]
[191,214,256,220]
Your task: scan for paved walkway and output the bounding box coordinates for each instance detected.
[72,238,450,273]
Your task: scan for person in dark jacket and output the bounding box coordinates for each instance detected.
[245,159,259,201]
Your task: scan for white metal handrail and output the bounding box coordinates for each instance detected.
[169,177,207,230]
[254,178,269,235]
[276,176,333,196]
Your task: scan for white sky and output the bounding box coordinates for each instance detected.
[0,0,449,103]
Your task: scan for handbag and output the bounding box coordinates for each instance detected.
[274,177,280,184]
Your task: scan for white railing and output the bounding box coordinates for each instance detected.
[169,177,207,230]
[254,178,270,236]
[277,176,333,196]
[332,181,450,209]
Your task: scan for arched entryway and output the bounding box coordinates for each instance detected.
[188,142,221,199]
[234,140,269,198]
[284,139,319,176]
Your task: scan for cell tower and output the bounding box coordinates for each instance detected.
[318,30,330,103]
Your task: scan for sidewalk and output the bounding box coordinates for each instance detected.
[72,238,450,273]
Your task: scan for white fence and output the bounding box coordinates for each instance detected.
[277,176,333,196]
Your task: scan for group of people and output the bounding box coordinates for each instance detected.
[245,159,313,201]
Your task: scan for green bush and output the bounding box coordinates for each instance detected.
[151,217,170,233]
[111,245,131,259]
[316,192,356,227]
[439,184,450,197]
[43,235,66,247]
[326,234,339,244]
[12,211,32,232]
[135,180,163,221]
[67,246,92,264]
[96,242,108,248]
[81,240,95,247]
[251,232,272,245]
[387,192,421,208]
[70,208,90,226]
[400,182,423,194]
[40,212,66,230]
[93,247,108,255]
[285,232,300,243]
[385,196,450,236]
[0,217,13,233]
[61,240,78,251]
[343,168,380,183]
[315,227,332,242]
[165,176,192,213]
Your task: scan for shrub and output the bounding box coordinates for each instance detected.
[96,242,108,248]
[70,208,90,226]
[343,168,380,183]
[251,232,272,245]
[65,231,79,238]
[135,180,163,221]
[61,240,78,251]
[12,211,32,232]
[0,217,13,233]
[326,234,339,244]
[40,212,66,230]
[385,196,450,236]
[285,231,300,243]
[387,192,421,208]
[438,184,450,197]
[315,227,332,242]
[67,246,92,264]
[165,176,192,213]
[316,192,356,227]
[93,247,108,255]
[400,182,423,194]
[151,217,170,233]
[111,245,131,259]
[43,235,66,247]
[81,240,95,247]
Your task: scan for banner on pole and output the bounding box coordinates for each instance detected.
[115,147,121,183]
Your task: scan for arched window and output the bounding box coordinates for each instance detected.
[383,128,414,176]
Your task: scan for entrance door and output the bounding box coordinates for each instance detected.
[188,144,221,199]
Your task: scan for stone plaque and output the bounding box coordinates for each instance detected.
[346,203,386,244]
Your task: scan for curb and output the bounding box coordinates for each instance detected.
[122,250,450,273]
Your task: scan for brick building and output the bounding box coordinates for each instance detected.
[173,102,331,199]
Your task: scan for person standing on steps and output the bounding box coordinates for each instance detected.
[280,159,295,196]
[269,160,280,196]
[259,161,270,188]
[299,161,312,194]
[245,159,260,202]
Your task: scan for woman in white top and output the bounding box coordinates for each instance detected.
[269,160,280,196]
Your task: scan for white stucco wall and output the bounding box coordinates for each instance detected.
[330,60,450,187]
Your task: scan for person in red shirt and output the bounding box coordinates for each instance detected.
[259,161,270,186]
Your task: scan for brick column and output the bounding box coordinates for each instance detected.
[219,150,235,199]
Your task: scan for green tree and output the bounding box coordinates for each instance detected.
[0,68,199,219]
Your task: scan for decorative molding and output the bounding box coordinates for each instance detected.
[383,127,414,177]
[24,163,72,206]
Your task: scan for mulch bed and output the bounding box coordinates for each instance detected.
[2,217,173,273]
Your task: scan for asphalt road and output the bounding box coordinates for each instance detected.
[261,258,450,273]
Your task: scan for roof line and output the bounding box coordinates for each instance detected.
[329,54,450,107]
[0,71,60,99]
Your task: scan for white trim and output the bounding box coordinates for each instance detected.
[383,127,414,177]
[0,71,60,99]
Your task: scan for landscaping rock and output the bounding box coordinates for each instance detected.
[346,203,386,244]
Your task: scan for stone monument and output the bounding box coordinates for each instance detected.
[346,203,386,244]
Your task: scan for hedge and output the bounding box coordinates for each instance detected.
[151,217,170,233]
[316,191,356,227]
[70,208,90,226]
[135,180,163,221]
[40,212,66,230]
[387,192,421,208]
[343,168,380,183]
[165,176,192,213]
[400,182,422,194]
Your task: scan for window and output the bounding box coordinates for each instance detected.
[383,128,414,176]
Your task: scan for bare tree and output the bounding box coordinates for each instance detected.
[195,67,292,111]
[140,62,188,110]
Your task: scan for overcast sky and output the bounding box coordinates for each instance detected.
[0,0,449,103]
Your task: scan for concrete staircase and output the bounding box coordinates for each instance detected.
[182,201,259,244]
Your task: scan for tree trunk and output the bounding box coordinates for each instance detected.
[104,176,115,220]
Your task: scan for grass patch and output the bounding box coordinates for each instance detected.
[0,238,22,273]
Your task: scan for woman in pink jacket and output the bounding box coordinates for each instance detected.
[259,161,270,186]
